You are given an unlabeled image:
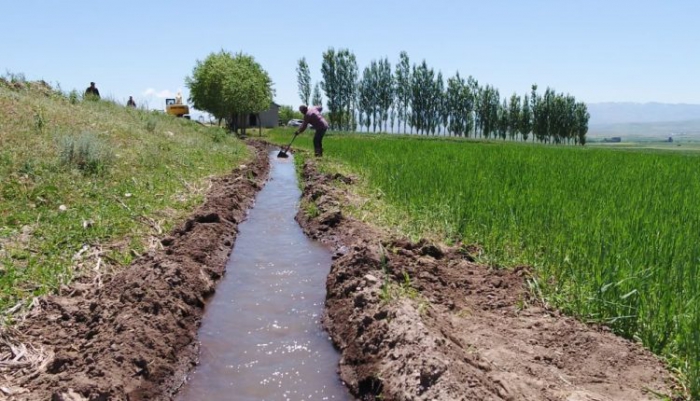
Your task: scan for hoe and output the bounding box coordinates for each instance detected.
[277,132,299,158]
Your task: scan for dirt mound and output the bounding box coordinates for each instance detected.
[296,159,677,401]
[0,142,270,400]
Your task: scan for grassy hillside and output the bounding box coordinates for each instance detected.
[0,78,248,316]
[268,128,699,397]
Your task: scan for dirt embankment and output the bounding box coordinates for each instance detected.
[0,142,270,400]
[296,159,677,401]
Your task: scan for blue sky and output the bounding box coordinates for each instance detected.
[2,0,699,117]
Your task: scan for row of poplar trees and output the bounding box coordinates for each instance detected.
[297,49,590,145]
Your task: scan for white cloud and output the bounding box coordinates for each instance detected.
[142,88,180,99]
[156,89,175,98]
[140,87,186,111]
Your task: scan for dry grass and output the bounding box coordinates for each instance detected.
[0,328,53,396]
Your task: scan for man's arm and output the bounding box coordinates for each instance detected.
[297,116,309,134]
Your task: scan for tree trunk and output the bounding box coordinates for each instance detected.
[227,114,236,133]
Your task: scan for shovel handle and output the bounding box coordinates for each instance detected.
[287,132,299,148]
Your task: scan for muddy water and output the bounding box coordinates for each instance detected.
[177,151,352,401]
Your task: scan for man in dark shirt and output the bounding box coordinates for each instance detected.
[296,104,329,157]
[85,82,100,100]
[127,96,136,108]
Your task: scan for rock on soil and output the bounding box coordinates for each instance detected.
[295,159,677,401]
[0,141,270,400]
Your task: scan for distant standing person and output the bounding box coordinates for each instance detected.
[296,105,329,157]
[84,82,100,100]
[127,96,136,108]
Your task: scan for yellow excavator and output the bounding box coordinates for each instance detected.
[165,92,190,119]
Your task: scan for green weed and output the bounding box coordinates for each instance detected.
[68,90,79,105]
[211,128,228,143]
[303,200,320,218]
[59,132,114,175]
[145,118,157,133]
[34,108,45,133]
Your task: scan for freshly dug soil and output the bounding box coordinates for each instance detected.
[0,142,270,400]
[295,158,677,401]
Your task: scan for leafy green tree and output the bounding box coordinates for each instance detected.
[446,72,475,137]
[428,69,440,135]
[527,84,588,145]
[498,98,509,140]
[467,76,479,137]
[410,60,435,135]
[297,57,311,105]
[520,94,531,142]
[279,105,303,123]
[395,51,411,134]
[186,50,273,134]
[377,58,394,132]
[489,88,501,139]
[321,48,341,129]
[317,47,588,142]
[478,85,500,139]
[557,95,576,144]
[446,72,464,136]
[338,49,358,131]
[530,85,541,142]
[361,58,396,133]
[575,102,590,145]
[548,93,563,143]
[539,87,555,143]
[312,82,322,107]
[508,93,521,140]
[436,72,449,135]
[370,60,381,132]
[358,63,375,132]
[564,95,578,144]
[428,67,442,135]
[321,48,358,131]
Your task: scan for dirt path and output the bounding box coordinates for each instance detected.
[0,142,270,400]
[295,159,677,401]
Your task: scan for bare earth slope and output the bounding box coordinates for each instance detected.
[295,158,675,401]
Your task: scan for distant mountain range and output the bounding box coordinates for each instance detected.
[587,119,700,140]
[585,102,700,139]
[587,102,700,126]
